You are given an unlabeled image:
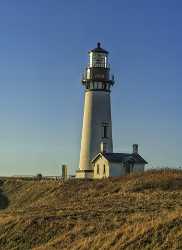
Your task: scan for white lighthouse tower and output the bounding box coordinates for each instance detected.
[76,43,115,178]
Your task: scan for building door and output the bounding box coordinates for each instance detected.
[125,162,132,175]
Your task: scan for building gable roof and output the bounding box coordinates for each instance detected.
[92,152,147,164]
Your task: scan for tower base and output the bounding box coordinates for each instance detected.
[75,170,93,179]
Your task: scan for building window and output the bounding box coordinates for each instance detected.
[97,164,99,175]
[103,165,106,175]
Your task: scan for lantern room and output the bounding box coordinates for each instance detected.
[82,42,114,89]
[89,42,108,68]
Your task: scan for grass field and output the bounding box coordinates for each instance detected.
[0,169,182,250]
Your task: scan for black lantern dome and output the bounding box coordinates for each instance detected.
[90,42,109,54]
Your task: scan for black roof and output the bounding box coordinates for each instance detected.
[90,42,108,54]
[92,152,147,164]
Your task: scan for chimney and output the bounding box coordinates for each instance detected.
[100,142,107,153]
[133,144,138,154]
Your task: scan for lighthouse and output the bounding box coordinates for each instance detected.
[76,43,115,178]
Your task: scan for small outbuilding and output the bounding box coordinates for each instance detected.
[92,144,147,179]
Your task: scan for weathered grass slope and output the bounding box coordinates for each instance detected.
[0,169,182,250]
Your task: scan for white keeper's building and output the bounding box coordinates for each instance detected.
[76,43,147,179]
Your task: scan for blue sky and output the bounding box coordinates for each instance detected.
[0,1,181,176]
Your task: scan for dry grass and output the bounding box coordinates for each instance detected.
[0,169,182,249]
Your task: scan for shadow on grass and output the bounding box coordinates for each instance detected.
[0,180,9,209]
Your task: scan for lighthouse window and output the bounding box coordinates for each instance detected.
[87,68,90,79]
[92,53,105,68]
[102,83,106,90]
[98,82,102,89]
[102,125,108,138]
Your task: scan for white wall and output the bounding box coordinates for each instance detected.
[109,162,125,177]
[76,171,93,179]
[79,90,113,172]
[93,156,126,178]
[133,163,145,173]
[93,156,109,179]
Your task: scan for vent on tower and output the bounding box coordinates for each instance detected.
[100,142,108,153]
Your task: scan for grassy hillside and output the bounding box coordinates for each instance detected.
[0,169,182,250]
